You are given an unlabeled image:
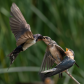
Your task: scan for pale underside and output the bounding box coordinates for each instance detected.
[23,39,36,51]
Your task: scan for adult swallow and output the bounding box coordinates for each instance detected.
[39,36,80,84]
[7,3,43,67]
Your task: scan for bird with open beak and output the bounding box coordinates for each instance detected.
[7,3,43,68]
[39,36,80,84]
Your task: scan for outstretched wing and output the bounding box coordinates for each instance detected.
[10,3,33,46]
[40,47,55,72]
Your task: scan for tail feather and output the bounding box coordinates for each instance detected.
[7,45,23,69]
[75,63,79,68]
[39,72,46,82]
[7,50,19,65]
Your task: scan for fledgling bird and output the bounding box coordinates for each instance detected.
[7,3,43,67]
[39,36,80,84]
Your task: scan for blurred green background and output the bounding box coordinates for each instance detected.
[0,0,84,84]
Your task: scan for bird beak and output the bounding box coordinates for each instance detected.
[36,35,43,42]
[65,48,68,54]
[66,48,69,51]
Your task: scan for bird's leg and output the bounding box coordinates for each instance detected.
[65,70,80,84]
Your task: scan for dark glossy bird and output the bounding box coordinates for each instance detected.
[7,3,43,67]
[39,36,80,84]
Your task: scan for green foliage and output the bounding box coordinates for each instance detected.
[0,0,84,84]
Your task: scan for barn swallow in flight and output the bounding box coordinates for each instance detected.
[7,3,43,68]
[39,36,80,84]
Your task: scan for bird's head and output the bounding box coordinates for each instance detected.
[34,34,43,42]
[65,48,74,60]
[42,36,52,45]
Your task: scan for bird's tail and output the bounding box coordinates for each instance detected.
[39,72,46,82]
[7,45,23,69]
[39,68,57,81]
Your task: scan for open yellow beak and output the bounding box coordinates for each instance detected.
[66,48,69,51]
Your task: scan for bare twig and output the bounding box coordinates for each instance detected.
[65,70,80,84]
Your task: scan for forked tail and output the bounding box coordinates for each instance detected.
[7,45,23,69]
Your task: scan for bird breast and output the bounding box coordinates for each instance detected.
[23,39,36,51]
[49,45,61,64]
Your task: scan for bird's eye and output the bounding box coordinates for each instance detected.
[43,37,48,39]
[45,37,48,39]
[69,49,72,51]
[43,37,45,39]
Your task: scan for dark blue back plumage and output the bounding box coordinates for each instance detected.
[39,56,75,81]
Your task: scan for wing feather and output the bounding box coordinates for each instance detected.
[40,47,55,72]
[16,31,34,46]
[55,44,66,58]
[10,3,32,42]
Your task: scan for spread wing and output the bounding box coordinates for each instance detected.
[40,43,66,72]
[16,31,34,46]
[55,44,66,58]
[10,3,33,46]
[40,47,55,72]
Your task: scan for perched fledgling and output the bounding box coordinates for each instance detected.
[7,3,43,68]
[39,36,80,84]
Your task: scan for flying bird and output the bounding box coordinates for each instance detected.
[39,36,80,84]
[7,3,43,67]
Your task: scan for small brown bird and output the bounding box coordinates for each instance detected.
[39,36,80,84]
[7,3,43,67]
